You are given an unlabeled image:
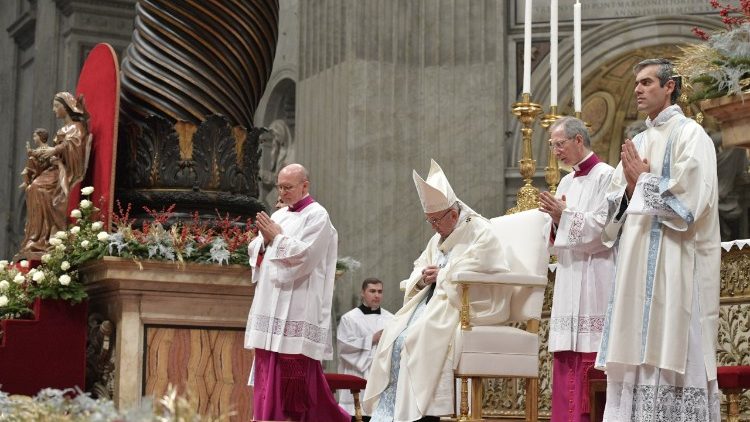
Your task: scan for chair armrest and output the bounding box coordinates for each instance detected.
[453,271,547,330]
[450,271,547,287]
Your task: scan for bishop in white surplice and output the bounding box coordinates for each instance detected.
[595,59,721,421]
[540,116,616,422]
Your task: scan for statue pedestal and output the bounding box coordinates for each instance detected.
[80,257,254,420]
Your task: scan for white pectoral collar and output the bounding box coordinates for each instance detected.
[645,104,684,128]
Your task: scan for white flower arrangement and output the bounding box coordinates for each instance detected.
[70,209,82,218]
[0,265,33,318]
[79,199,92,209]
[80,186,95,195]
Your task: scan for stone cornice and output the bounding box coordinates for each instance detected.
[7,11,35,49]
[54,0,135,17]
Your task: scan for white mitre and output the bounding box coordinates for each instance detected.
[412,159,457,213]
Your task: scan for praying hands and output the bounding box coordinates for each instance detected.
[539,192,567,225]
[621,139,650,198]
[256,211,283,246]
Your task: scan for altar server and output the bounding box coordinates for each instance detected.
[245,163,349,422]
[539,116,616,422]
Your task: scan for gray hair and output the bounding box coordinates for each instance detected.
[633,58,681,105]
[549,116,591,149]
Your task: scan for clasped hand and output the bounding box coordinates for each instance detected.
[421,265,439,286]
[255,211,282,246]
[621,138,650,197]
[539,192,566,225]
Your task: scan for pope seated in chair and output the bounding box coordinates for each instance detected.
[363,159,512,422]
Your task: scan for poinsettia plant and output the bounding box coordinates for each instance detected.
[676,0,750,100]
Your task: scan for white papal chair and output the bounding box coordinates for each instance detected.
[451,209,549,421]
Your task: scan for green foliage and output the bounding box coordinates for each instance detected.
[0,188,257,320]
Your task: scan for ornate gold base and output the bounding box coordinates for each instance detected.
[507,184,540,214]
[508,93,543,214]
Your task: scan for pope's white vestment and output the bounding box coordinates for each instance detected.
[596,105,721,421]
[546,157,616,353]
[244,201,338,361]
[363,206,511,422]
[336,306,394,414]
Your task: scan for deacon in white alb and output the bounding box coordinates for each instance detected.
[363,159,512,422]
[596,58,721,421]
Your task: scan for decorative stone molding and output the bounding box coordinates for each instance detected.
[7,11,36,49]
[721,247,750,299]
[116,114,267,222]
[54,0,136,17]
[86,313,116,399]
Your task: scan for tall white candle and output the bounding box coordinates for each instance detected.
[550,0,558,106]
[523,0,533,95]
[573,0,581,112]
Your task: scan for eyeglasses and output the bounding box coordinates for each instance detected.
[276,182,303,192]
[548,137,573,150]
[425,208,453,225]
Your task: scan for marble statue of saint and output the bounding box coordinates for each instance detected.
[19,92,90,257]
[258,119,294,209]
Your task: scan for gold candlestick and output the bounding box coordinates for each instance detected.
[540,105,563,194]
[508,92,543,214]
[574,110,593,131]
